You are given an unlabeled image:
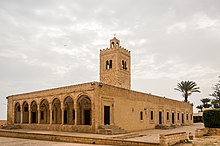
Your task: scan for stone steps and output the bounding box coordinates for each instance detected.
[97,125,126,135]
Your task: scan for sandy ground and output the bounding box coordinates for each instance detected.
[1,123,220,145]
[0,137,110,146]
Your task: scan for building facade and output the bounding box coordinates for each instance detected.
[7,37,193,133]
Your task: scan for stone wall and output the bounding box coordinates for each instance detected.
[97,83,193,132]
[195,128,220,138]
[0,129,159,146]
[160,132,188,146]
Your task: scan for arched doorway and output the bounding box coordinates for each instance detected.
[40,99,49,124]
[77,95,91,125]
[14,102,21,123]
[31,101,38,123]
[52,98,61,124]
[22,102,29,123]
[64,96,74,125]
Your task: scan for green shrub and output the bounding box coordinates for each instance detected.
[203,109,220,128]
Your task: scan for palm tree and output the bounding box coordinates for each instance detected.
[174,81,200,102]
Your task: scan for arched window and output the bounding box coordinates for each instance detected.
[106,60,109,69]
[76,95,91,125]
[40,99,49,124]
[64,96,74,125]
[124,61,127,70]
[31,101,38,124]
[111,42,114,48]
[14,102,21,123]
[109,60,112,69]
[52,98,61,124]
[121,60,127,70]
[22,102,29,123]
[122,60,124,69]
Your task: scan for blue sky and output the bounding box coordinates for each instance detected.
[0,0,220,119]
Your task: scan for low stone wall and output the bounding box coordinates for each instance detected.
[0,129,159,146]
[195,128,220,138]
[160,132,188,146]
[18,124,95,133]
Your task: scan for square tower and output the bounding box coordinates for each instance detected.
[100,37,131,89]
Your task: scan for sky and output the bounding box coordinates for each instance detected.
[0,0,220,119]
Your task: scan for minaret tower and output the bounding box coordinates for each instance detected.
[100,37,131,89]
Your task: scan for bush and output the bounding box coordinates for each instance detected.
[203,109,220,128]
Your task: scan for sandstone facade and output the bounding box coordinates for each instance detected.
[7,37,193,133]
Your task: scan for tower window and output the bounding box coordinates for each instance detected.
[106,60,109,69]
[106,60,112,70]
[109,60,112,69]
[121,60,127,70]
[111,42,114,48]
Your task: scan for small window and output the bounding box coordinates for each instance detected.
[111,42,114,48]
[109,60,112,69]
[41,111,44,120]
[122,60,124,69]
[167,112,169,120]
[140,111,143,120]
[178,113,180,120]
[150,111,154,120]
[187,114,188,120]
[191,114,192,120]
[106,60,109,69]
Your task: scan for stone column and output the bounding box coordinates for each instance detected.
[74,103,77,126]
[61,103,64,125]
[37,104,40,124]
[49,103,52,124]
[20,104,23,124]
[163,110,165,125]
[28,104,31,124]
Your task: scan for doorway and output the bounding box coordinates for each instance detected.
[172,112,175,124]
[159,111,162,124]
[84,110,91,125]
[64,110,67,124]
[104,106,110,125]
[31,112,36,123]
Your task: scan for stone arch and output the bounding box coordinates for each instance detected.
[14,102,21,123]
[40,99,49,124]
[52,98,61,124]
[22,101,29,123]
[76,95,92,125]
[30,100,38,123]
[63,96,74,125]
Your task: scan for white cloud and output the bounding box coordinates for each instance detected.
[167,22,187,34]
[193,13,220,29]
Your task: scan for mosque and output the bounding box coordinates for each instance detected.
[6,37,193,134]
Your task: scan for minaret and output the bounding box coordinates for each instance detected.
[100,37,131,89]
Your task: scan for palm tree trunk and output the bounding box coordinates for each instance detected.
[184,93,188,102]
